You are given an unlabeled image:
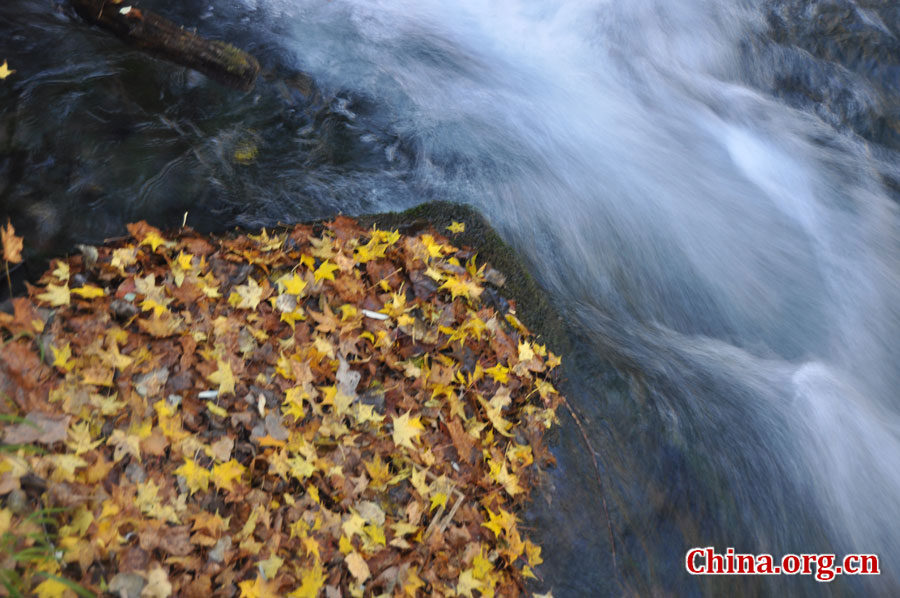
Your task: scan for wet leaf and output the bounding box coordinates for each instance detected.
[391,411,424,451]
[2,219,23,263]
[446,221,465,234]
[37,283,70,306]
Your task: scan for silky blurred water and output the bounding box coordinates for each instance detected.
[2,0,900,595]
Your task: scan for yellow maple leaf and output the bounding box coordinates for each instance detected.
[288,454,315,481]
[107,429,141,462]
[363,522,386,547]
[479,391,515,437]
[313,260,339,282]
[206,401,228,417]
[446,221,465,234]
[547,351,562,369]
[71,285,106,299]
[233,277,264,310]
[484,363,509,384]
[429,491,449,512]
[288,564,326,598]
[409,467,430,498]
[140,296,171,317]
[32,577,69,598]
[489,459,523,495]
[0,60,15,81]
[278,272,307,295]
[456,568,483,598]
[175,251,194,270]
[50,260,69,282]
[207,359,235,395]
[525,539,544,567]
[238,576,280,598]
[481,507,508,538]
[212,458,246,492]
[258,554,284,580]
[280,307,307,329]
[67,421,101,455]
[363,455,392,489]
[175,458,211,495]
[37,283,70,306]
[391,411,424,450]
[51,343,75,372]
[1,219,22,263]
[140,230,173,252]
[402,569,425,598]
[354,403,385,426]
[136,479,180,523]
[281,387,307,422]
[472,547,494,579]
[518,341,535,362]
[110,246,137,271]
[420,234,451,258]
[440,274,483,301]
[49,454,88,482]
[200,273,222,298]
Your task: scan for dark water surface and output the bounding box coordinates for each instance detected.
[3,1,900,596]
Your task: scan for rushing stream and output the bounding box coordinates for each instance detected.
[3,0,900,595]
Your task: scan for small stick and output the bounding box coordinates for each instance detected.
[559,394,619,582]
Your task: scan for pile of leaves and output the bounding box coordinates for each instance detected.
[0,217,562,598]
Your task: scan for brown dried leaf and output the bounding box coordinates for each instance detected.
[3,412,70,445]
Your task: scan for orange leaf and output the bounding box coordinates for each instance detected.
[1,219,22,263]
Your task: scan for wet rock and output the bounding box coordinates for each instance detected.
[764,0,900,151]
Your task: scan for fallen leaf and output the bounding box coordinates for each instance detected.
[211,459,245,492]
[391,411,424,451]
[71,285,106,299]
[32,577,70,598]
[238,576,279,598]
[207,360,235,396]
[141,565,172,598]
[0,60,15,80]
[3,412,70,445]
[288,564,326,598]
[456,568,483,598]
[344,551,370,583]
[175,458,210,495]
[313,260,339,282]
[36,283,70,306]
[1,219,23,263]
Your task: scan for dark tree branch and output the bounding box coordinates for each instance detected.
[70,0,261,92]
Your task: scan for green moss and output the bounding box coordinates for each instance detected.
[362,201,571,355]
[212,41,252,74]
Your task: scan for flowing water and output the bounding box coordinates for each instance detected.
[3,0,900,595]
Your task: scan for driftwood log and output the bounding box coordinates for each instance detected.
[71,0,261,92]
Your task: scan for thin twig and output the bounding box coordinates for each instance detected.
[559,394,619,582]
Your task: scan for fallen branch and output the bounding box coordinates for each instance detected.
[70,0,260,91]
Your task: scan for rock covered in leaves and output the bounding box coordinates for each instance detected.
[0,216,562,598]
